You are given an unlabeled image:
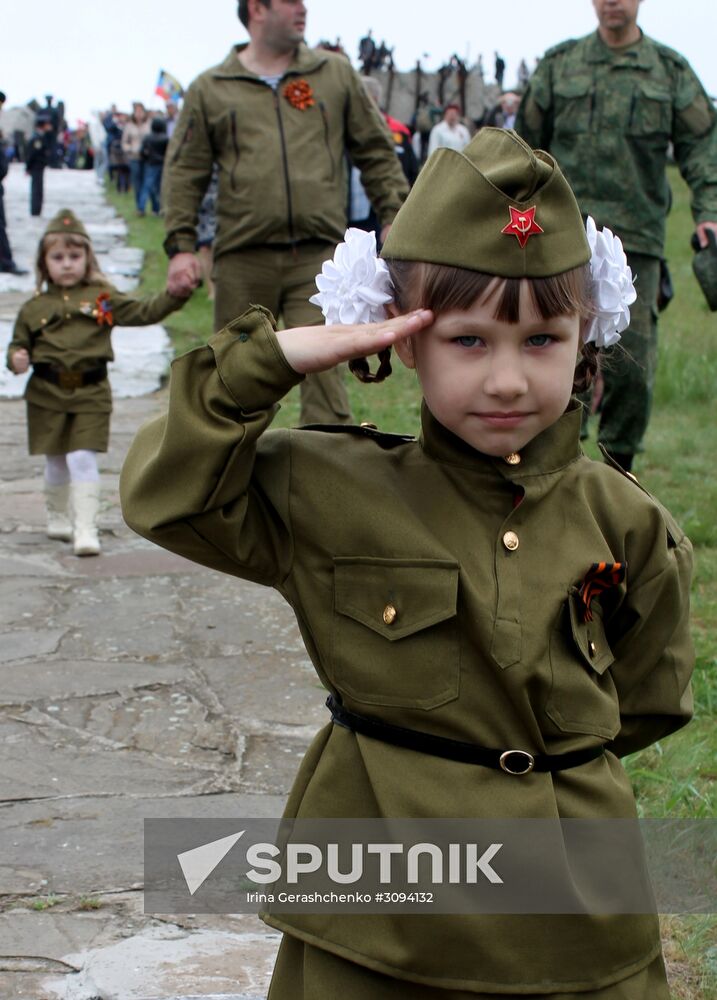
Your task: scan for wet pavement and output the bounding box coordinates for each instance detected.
[0,166,324,999]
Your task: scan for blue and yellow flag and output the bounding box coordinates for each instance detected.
[155,69,184,104]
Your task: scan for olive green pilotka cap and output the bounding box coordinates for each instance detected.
[381,127,590,277]
[43,208,89,240]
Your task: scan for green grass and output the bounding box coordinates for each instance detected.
[107,171,716,998]
[76,896,103,910]
[619,174,716,828]
[31,894,61,911]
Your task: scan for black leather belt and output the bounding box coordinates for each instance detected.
[326,695,605,776]
[261,238,333,251]
[33,362,107,390]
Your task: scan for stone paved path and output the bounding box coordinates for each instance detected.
[0,166,325,999]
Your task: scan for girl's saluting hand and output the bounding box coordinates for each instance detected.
[275,310,434,375]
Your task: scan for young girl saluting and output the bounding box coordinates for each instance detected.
[7,209,190,556]
[120,130,693,998]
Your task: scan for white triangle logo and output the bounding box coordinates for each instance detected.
[177,830,245,895]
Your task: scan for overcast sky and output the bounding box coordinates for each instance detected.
[3,0,716,125]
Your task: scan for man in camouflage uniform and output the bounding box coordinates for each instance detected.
[515,0,717,470]
[164,0,408,426]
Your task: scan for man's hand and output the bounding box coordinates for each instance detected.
[695,221,717,248]
[10,348,30,374]
[167,253,202,297]
[275,309,434,374]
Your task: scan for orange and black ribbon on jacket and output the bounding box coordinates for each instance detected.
[577,562,626,622]
[94,292,114,326]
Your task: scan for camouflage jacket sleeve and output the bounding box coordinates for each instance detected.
[342,66,409,225]
[605,508,694,758]
[668,55,717,222]
[109,287,188,326]
[162,82,216,256]
[513,48,561,151]
[120,307,303,586]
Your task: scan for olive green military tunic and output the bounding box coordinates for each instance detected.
[7,282,186,454]
[120,309,694,994]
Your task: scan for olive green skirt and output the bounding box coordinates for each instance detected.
[27,403,109,455]
[267,935,670,999]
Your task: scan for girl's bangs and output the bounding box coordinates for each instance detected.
[386,259,592,322]
[43,233,90,250]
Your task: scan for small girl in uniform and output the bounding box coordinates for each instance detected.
[7,209,190,556]
[121,130,693,998]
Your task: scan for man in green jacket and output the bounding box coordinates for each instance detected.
[163,0,409,425]
[515,0,717,471]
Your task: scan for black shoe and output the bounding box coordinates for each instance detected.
[0,263,29,275]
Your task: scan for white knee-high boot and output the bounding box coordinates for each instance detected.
[71,481,101,556]
[44,483,73,541]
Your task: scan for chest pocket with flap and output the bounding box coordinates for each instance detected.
[546,588,620,740]
[553,77,593,136]
[331,557,460,710]
[629,82,672,137]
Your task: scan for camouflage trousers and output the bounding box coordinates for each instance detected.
[581,253,660,456]
[213,241,352,426]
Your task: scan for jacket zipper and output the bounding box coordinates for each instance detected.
[230,110,239,192]
[318,101,335,182]
[170,115,194,165]
[273,91,295,242]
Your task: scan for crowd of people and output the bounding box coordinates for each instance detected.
[5,96,99,172]
[2,45,529,246]
[0,95,176,222]
[2,0,716,996]
[100,102,174,215]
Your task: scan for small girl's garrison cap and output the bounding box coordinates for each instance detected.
[382,127,590,278]
[43,209,89,240]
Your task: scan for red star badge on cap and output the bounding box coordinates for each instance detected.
[501,206,544,248]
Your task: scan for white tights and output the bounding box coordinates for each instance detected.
[44,450,99,486]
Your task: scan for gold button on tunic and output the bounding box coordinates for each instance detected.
[502,530,520,551]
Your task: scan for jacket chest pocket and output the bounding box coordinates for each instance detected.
[330,558,460,710]
[546,589,620,740]
[28,313,60,337]
[628,83,672,137]
[553,77,593,135]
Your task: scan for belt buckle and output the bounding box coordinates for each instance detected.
[58,370,83,390]
[499,749,535,775]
